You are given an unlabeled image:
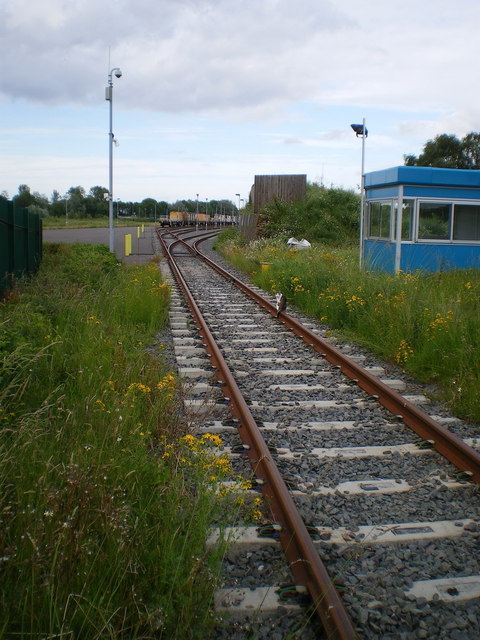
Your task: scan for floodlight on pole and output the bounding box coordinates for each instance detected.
[350,119,367,268]
[106,67,122,253]
[235,193,241,226]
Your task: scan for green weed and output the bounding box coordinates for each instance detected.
[0,243,237,639]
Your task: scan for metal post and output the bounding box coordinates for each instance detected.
[235,193,240,228]
[351,119,367,269]
[106,67,122,253]
[394,185,404,272]
[360,118,366,269]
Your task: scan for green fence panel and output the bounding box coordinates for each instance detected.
[0,200,13,293]
[0,199,42,296]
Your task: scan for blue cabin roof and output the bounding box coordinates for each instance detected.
[365,166,480,190]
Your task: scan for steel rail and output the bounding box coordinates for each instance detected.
[184,233,480,486]
[157,229,359,640]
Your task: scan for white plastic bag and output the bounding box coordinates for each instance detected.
[287,237,311,249]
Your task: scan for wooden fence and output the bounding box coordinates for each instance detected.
[239,174,307,240]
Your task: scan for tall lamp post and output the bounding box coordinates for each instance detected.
[235,193,241,227]
[350,119,367,268]
[106,67,122,253]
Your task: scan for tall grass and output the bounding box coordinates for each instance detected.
[216,231,480,424]
[0,244,237,638]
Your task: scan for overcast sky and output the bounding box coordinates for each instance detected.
[1,0,479,205]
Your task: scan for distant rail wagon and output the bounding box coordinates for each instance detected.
[158,211,214,227]
[169,211,188,226]
[157,208,237,228]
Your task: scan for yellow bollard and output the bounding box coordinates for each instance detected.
[125,234,132,256]
[260,262,272,271]
[137,226,140,239]
[141,223,145,233]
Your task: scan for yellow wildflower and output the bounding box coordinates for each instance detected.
[395,339,414,364]
[201,433,223,447]
[126,382,151,394]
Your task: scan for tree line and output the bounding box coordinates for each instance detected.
[3,130,478,219]
[0,184,238,219]
[404,131,480,169]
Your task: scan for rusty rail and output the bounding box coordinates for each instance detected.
[157,229,359,639]
[187,231,480,486]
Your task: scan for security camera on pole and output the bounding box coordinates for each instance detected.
[350,119,368,268]
[106,67,122,253]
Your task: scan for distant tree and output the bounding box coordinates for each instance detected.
[89,186,109,201]
[5,182,235,220]
[1,190,10,200]
[462,132,480,168]
[66,186,86,218]
[29,191,50,217]
[216,199,236,215]
[28,204,49,218]
[85,186,108,217]
[11,185,49,216]
[139,198,157,218]
[13,184,35,208]
[156,201,169,217]
[173,199,196,213]
[32,191,49,209]
[49,199,66,218]
[84,197,104,218]
[405,132,480,169]
[116,200,128,217]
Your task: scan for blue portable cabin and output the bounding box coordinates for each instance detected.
[363,166,480,273]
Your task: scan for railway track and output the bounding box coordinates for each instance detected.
[156,227,480,639]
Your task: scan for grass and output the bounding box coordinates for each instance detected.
[0,243,247,639]
[42,217,155,229]
[215,231,480,425]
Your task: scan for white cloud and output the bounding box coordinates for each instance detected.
[2,0,480,120]
[2,0,480,202]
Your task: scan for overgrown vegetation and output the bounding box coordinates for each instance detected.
[0,244,242,638]
[216,231,480,424]
[256,183,359,245]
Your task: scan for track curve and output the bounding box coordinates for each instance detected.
[157,227,480,640]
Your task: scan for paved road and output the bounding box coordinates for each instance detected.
[43,226,156,265]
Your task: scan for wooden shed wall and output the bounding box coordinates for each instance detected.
[239,174,307,240]
[252,174,306,214]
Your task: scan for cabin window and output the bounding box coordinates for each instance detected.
[453,204,480,241]
[418,202,450,240]
[394,199,414,240]
[368,201,392,239]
